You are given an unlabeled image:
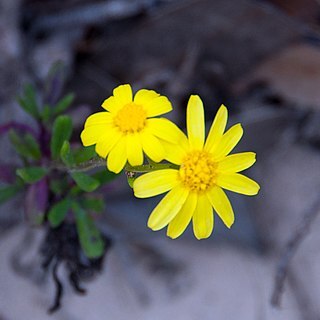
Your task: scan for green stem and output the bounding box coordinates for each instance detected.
[125,162,179,173]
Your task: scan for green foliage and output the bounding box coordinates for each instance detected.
[71,172,100,192]
[60,141,74,166]
[93,170,117,184]
[72,202,104,258]
[81,197,105,213]
[17,84,39,119]
[9,130,41,160]
[73,145,96,164]
[53,93,75,115]
[48,198,71,227]
[51,115,73,159]
[16,167,48,184]
[0,184,22,205]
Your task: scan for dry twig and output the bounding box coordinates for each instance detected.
[271,196,320,307]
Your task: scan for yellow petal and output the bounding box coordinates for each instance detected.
[134,169,179,198]
[167,192,197,239]
[213,124,243,160]
[217,173,260,195]
[113,84,132,106]
[126,134,143,166]
[80,124,112,146]
[141,132,165,162]
[147,185,189,231]
[147,118,187,144]
[144,96,172,117]
[101,96,122,113]
[161,140,188,165]
[95,129,122,158]
[218,152,256,173]
[107,136,127,173]
[192,194,213,239]
[187,95,205,150]
[134,89,160,105]
[204,104,228,152]
[207,186,234,228]
[84,112,113,127]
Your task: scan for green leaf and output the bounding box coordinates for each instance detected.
[72,202,104,258]
[0,184,22,205]
[48,198,71,227]
[81,197,105,213]
[51,115,73,159]
[49,179,69,195]
[17,84,39,118]
[53,93,75,115]
[74,145,97,164]
[60,141,74,166]
[93,170,117,185]
[71,172,100,192]
[16,167,48,184]
[126,173,136,188]
[9,130,41,160]
[41,104,51,122]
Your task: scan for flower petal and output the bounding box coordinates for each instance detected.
[126,134,143,166]
[213,123,243,160]
[192,194,213,239]
[134,169,179,198]
[95,129,122,158]
[204,104,228,152]
[134,89,160,105]
[84,112,113,127]
[161,140,188,165]
[113,84,133,106]
[218,152,256,173]
[167,192,197,239]
[187,95,205,150]
[147,118,187,144]
[80,124,113,146]
[207,186,234,228]
[144,96,172,117]
[141,132,165,162]
[107,136,127,173]
[101,96,122,113]
[147,185,189,231]
[217,173,260,195]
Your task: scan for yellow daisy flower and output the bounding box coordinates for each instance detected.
[81,84,182,173]
[133,95,260,240]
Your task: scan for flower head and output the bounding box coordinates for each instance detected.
[133,95,260,239]
[81,84,182,173]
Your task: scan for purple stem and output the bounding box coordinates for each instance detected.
[0,121,38,137]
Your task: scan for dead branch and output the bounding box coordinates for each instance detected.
[271,196,320,307]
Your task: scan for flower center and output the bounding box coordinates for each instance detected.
[179,150,217,193]
[113,103,147,134]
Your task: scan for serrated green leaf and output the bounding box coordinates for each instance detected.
[0,184,22,205]
[48,198,71,227]
[54,93,75,115]
[9,130,41,160]
[72,202,104,258]
[81,197,105,213]
[16,167,48,184]
[93,170,117,185]
[51,115,73,159]
[17,84,39,118]
[74,145,97,164]
[71,172,100,192]
[60,141,74,166]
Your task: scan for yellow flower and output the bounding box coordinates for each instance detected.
[81,84,182,173]
[133,95,260,240]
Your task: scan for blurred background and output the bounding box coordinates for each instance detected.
[1,0,320,319]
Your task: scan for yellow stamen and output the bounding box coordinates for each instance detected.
[179,150,217,193]
[114,102,147,133]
